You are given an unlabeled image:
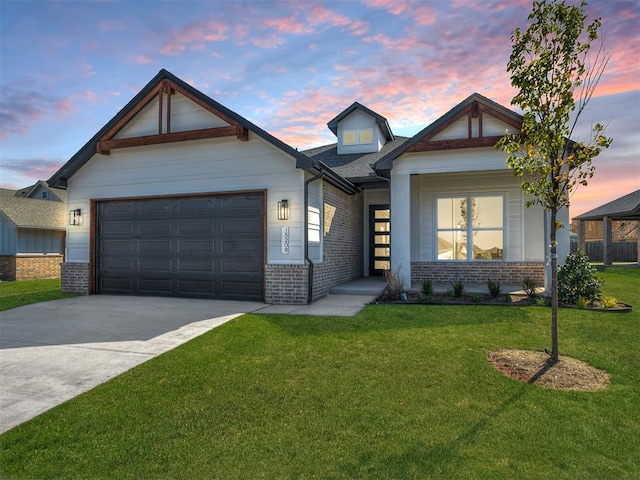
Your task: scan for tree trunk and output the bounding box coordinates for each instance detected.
[550,208,559,363]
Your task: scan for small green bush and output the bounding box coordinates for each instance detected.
[576,296,590,308]
[486,279,501,298]
[471,293,484,303]
[558,251,603,305]
[421,278,433,296]
[450,280,465,297]
[522,277,537,298]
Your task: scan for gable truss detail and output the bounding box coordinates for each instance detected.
[96,79,248,155]
[406,101,522,153]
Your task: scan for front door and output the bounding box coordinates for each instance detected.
[369,205,390,276]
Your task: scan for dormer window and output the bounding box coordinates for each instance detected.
[41,191,48,199]
[343,128,374,146]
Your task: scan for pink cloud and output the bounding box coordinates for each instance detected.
[362,0,412,15]
[264,15,309,34]
[414,5,437,25]
[133,54,154,64]
[0,157,66,187]
[161,20,228,55]
[0,87,75,140]
[308,6,351,27]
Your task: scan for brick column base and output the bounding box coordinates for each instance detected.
[61,263,90,295]
[265,264,308,304]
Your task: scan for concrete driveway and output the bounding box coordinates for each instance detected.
[0,295,266,433]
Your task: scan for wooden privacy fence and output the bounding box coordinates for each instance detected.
[570,241,638,262]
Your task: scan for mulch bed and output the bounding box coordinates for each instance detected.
[487,349,610,391]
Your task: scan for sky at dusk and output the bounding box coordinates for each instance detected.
[1,0,638,218]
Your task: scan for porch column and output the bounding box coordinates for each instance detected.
[602,216,612,266]
[637,220,640,265]
[578,220,586,253]
[390,171,412,288]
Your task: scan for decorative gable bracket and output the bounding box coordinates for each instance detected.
[406,101,522,153]
[96,79,248,155]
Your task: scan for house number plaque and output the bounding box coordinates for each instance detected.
[281,226,290,254]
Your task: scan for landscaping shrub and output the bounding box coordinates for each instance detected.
[450,280,464,297]
[421,278,433,296]
[384,265,405,298]
[558,251,603,305]
[486,279,501,298]
[522,277,537,298]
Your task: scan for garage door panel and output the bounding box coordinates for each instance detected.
[221,218,263,234]
[221,239,262,253]
[177,280,216,295]
[138,257,173,271]
[139,220,173,235]
[178,219,215,235]
[102,221,134,235]
[101,257,133,270]
[97,193,264,300]
[137,278,174,294]
[178,197,216,213]
[101,201,135,216]
[221,280,263,295]
[178,240,215,255]
[100,277,134,291]
[101,239,135,255]
[178,259,215,272]
[138,199,173,215]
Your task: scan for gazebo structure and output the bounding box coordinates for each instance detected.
[573,189,640,265]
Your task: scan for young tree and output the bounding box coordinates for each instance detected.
[498,0,612,363]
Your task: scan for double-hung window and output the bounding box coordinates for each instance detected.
[436,195,504,260]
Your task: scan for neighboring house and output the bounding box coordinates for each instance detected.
[0,182,67,280]
[573,189,640,264]
[48,69,569,303]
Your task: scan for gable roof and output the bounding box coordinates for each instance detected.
[574,189,640,221]
[15,180,67,202]
[48,69,316,188]
[0,195,67,230]
[327,102,395,141]
[374,93,523,175]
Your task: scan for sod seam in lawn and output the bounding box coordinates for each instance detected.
[1,268,638,479]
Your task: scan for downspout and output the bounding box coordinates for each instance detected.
[304,169,323,304]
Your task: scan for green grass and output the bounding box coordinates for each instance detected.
[1,268,638,479]
[0,278,77,311]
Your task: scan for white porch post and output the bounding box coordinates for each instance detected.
[390,171,412,288]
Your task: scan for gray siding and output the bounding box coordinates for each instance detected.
[0,213,17,255]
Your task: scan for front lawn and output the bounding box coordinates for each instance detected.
[0,278,77,311]
[1,268,638,479]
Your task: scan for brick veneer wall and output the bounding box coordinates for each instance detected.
[311,184,363,301]
[61,262,90,295]
[411,262,545,287]
[0,256,17,281]
[0,254,63,281]
[264,264,308,304]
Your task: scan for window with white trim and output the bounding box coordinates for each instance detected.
[308,206,321,243]
[436,195,504,260]
[342,128,374,145]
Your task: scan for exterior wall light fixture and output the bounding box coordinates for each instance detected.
[70,208,82,226]
[277,199,289,221]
